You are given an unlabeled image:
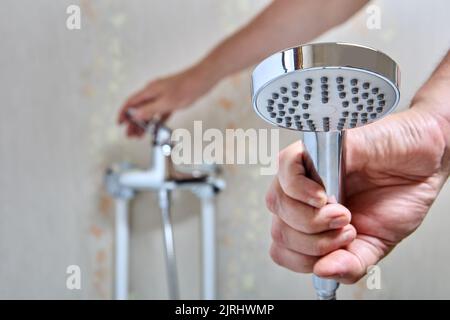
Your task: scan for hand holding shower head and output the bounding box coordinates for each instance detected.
[251,42,400,299]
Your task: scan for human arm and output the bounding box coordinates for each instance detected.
[118,0,369,136]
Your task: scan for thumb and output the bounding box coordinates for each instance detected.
[313,236,387,284]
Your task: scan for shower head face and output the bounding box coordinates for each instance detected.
[252,43,400,131]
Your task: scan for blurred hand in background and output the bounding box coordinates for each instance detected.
[117,66,214,137]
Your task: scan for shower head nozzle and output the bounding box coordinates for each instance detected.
[251,43,400,132]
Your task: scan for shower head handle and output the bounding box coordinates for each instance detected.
[304,130,344,300]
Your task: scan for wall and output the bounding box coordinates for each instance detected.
[0,0,449,299]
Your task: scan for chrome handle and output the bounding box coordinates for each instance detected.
[303,131,346,300]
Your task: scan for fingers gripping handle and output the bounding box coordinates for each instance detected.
[302,131,346,300]
[302,131,345,202]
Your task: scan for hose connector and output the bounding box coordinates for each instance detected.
[313,275,339,300]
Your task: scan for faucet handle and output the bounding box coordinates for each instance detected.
[149,120,172,147]
[125,110,172,146]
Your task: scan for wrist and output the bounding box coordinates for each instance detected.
[189,57,224,90]
[411,50,450,157]
[410,102,450,177]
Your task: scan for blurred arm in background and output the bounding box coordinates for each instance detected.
[118,0,369,137]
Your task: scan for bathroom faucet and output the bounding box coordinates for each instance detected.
[105,120,225,300]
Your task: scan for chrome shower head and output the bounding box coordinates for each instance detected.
[252,42,400,131]
[251,42,401,300]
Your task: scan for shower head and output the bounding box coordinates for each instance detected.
[252,42,400,131]
[251,43,401,300]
